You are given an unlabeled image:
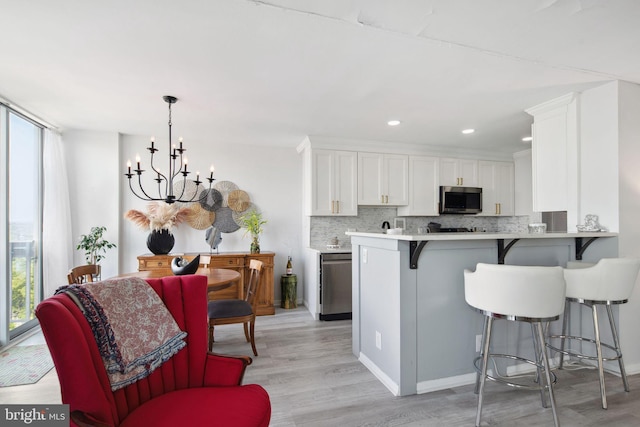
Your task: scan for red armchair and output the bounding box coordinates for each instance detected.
[36,274,271,427]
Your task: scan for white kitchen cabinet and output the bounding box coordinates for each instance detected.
[525,93,578,212]
[310,149,358,216]
[478,160,514,216]
[397,155,439,216]
[439,157,478,187]
[514,149,533,216]
[358,152,408,206]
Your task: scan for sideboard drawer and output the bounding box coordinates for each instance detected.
[138,257,172,270]
[209,257,244,268]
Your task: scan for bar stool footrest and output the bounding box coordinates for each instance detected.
[547,335,622,362]
[474,354,557,390]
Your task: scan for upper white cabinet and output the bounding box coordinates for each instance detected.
[513,150,533,217]
[525,93,578,212]
[478,160,514,216]
[440,158,478,187]
[310,149,358,216]
[397,155,439,216]
[358,152,408,206]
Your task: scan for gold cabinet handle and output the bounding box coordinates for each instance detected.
[385,195,389,204]
[498,203,501,215]
[381,195,384,203]
[336,200,340,213]
[331,200,335,214]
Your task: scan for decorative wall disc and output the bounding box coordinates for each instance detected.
[212,207,240,233]
[185,203,215,230]
[213,181,239,207]
[172,179,203,202]
[232,203,259,227]
[228,190,251,212]
[199,189,223,212]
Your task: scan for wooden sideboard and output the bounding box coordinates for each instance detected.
[138,252,275,315]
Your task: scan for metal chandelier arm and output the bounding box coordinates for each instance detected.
[123,95,215,204]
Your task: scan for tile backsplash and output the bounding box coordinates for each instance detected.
[310,207,540,248]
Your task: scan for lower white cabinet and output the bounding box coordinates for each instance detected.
[397,155,439,216]
[478,161,514,216]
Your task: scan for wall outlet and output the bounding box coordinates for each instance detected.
[476,334,482,352]
[375,331,382,350]
[362,248,368,264]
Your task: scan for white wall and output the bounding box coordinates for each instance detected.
[574,80,640,372]
[64,130,304,303]
[616,80,640,369]
[63,130,120,279]
[579,82,620,232]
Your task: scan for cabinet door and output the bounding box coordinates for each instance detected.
[526,93,576,212]
[531,111,568,211]
[494,162,514,216]
[439,158,478,186]
[478,161,514,216]
[439,158,460,186]
[334,151,358,215]
[397,155,439,216]
[384,154,408,205]
[459,159,478,187]
[477,161,496,216]
[310,150,335,215]
[358,152,384,205]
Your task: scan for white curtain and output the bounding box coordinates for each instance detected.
[42,129,73,297]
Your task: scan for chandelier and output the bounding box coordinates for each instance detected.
[125,96,214,204]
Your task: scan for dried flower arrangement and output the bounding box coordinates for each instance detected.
[125,202,191,233]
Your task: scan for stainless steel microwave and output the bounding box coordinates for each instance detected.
[439,186,482,214]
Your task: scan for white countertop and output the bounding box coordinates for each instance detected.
[345,231,618,241]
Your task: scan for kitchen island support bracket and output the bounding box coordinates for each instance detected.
[409,241,428,269]
[407,235,603,269]
[575,237,598,260]
[497,239,520,264]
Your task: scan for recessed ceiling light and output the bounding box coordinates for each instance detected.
[522,136,533,142]
[462,129,475,134]
[387,120,401,126]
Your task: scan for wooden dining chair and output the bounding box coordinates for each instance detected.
[67,264,101,285]
[199,255,211,268]
[208,259,263,356]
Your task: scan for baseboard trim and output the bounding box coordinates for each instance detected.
[359,353,400,396]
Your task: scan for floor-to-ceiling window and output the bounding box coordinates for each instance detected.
[0,104,43,345]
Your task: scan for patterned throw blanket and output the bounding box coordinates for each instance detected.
[56,277,187,391]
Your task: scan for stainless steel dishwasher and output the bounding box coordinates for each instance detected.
[319,252,352,320]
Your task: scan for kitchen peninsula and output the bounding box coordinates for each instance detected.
[346,231,618,396]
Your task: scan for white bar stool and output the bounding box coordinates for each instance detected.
[464,263,566,427]
[548,258,640,409]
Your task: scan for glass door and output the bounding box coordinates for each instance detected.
[1,107,43,343]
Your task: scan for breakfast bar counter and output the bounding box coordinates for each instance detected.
[346,231,618,396]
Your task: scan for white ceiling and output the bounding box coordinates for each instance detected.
[1,0,639,154]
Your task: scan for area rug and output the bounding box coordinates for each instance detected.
[0,344,54,387]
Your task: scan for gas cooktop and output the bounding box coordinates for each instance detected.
[437,227,473,233]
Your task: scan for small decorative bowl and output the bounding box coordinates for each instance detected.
[171,254,200,275]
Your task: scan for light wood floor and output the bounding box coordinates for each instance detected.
[2,307,640,426]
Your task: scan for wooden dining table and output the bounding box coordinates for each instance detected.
[112,268,241,292]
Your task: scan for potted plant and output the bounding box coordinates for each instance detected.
[238,209,267,254]
[77,226,116,270]
[125,202,190,254]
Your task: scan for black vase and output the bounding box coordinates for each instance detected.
[147,229,175,255]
